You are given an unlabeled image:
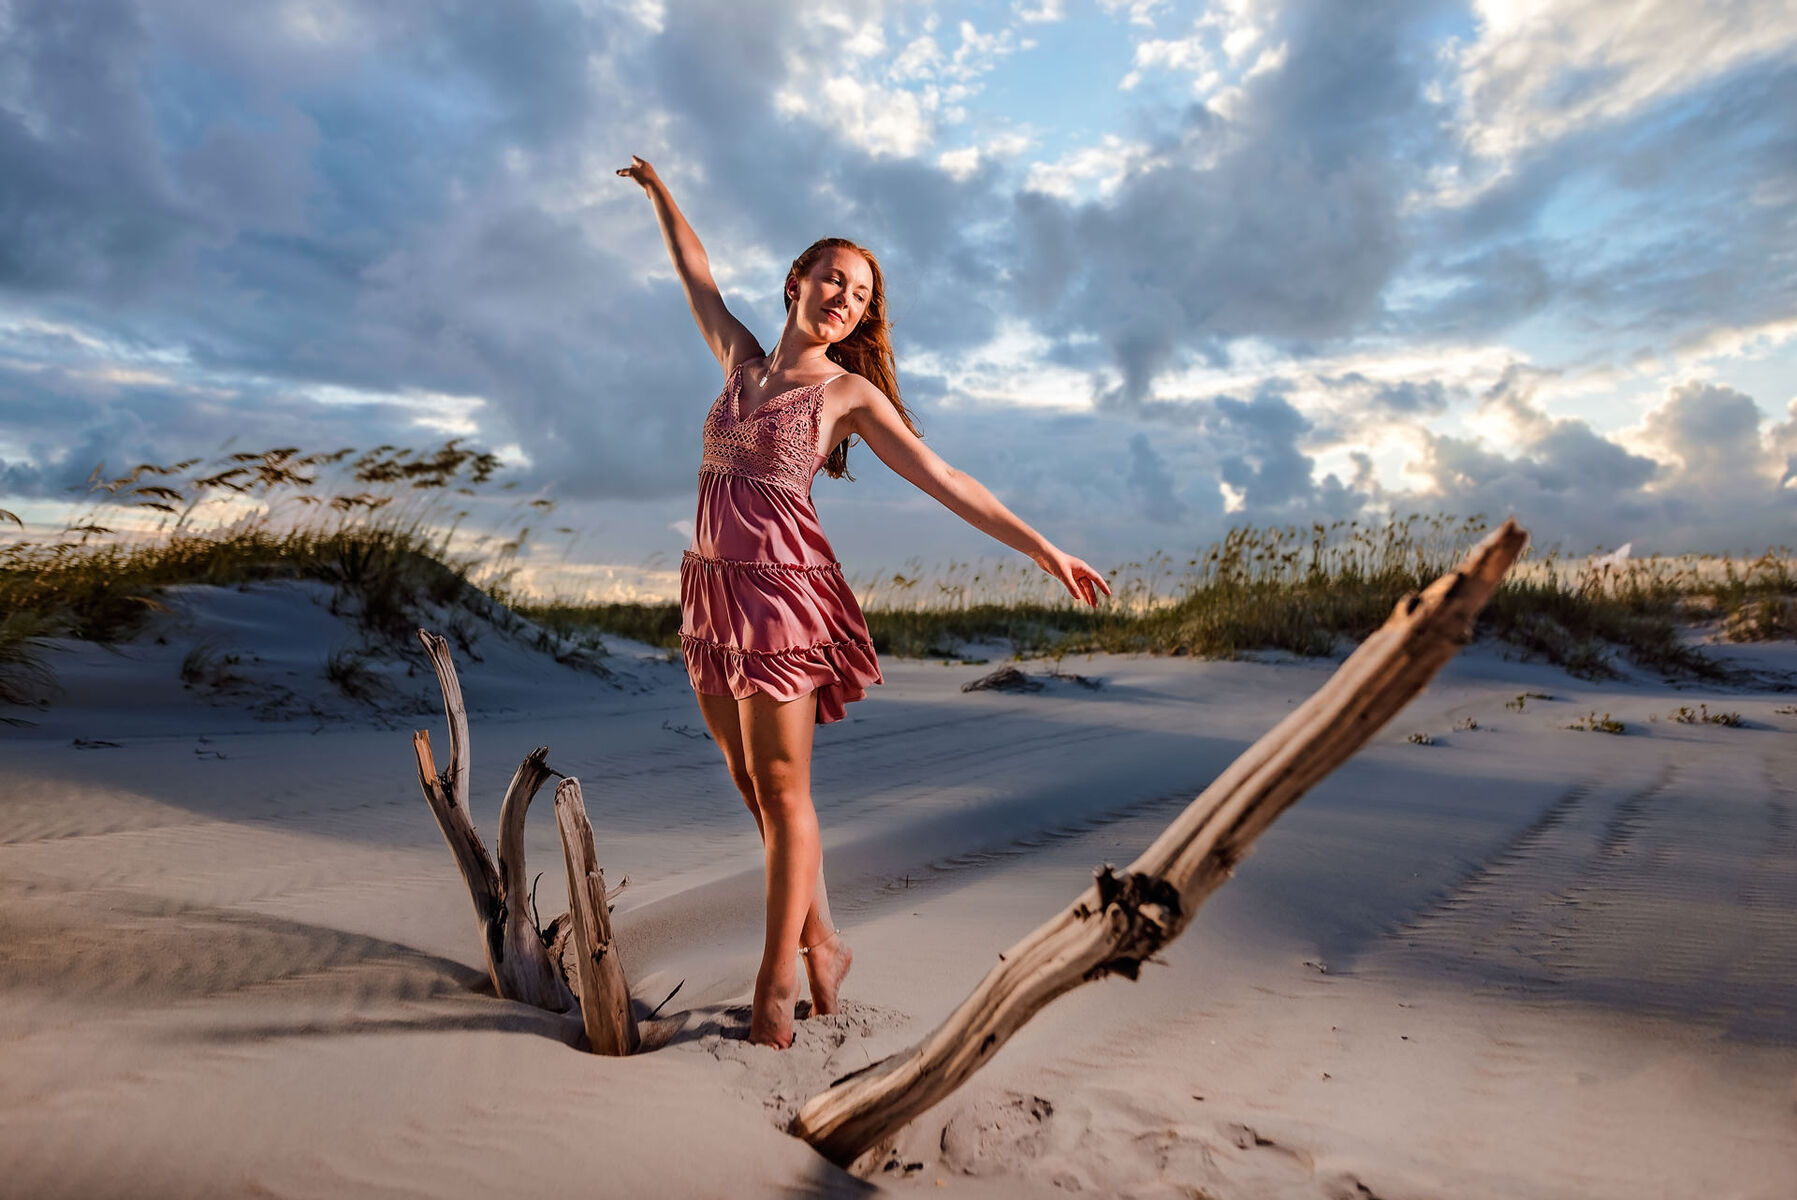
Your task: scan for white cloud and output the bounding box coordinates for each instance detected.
[276,0,367,46]
[1220,22,1259,64]
[1120,35,1213,92]
[291,384,489,438]
[1022,134,1151,200]
[615,0,664,33]
[1012,0,1066,24]
[907,319,1110,412]
[946,19,1020,82]
[1452,0,1797,175]
[772,11,1026,160]
[936,128,1034,180]
[937,145,982,180]
[774,73,936,158]
[1098,0,1171,28]
[1114,0,1272,94]
[890,34,946,82]
[1630,380,1780,496]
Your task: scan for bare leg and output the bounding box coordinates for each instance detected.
[696,690,850,1022]
[734,688,823,1047]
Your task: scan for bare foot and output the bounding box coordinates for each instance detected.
[801,931,853,1017]
[749,965,797,1048]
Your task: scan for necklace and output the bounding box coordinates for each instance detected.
[758,348,781,389]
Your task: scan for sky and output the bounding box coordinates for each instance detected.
[2,0,1794,599]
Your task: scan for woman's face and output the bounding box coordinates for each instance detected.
[790,247,874,343]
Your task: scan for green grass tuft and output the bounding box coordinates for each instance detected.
[1667,704,1744,727]
[1568,711,1626,735]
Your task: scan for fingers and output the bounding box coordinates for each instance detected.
[1037,551,1109,607]
[1062,566,1097,607]
[1063,559,1110,606]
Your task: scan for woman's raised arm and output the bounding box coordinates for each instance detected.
[617,155,761,375]
[839,378,1112,607]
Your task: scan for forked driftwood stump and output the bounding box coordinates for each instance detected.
[411,629,639,1054]
[792,520,1528,1165]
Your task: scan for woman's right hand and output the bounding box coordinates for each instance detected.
[616,154,662,194]
[1031,543,1113,608]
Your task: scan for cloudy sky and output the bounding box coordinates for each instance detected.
[3,0,1794,598]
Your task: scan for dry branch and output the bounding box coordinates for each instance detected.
[792,519,1528,1165]
[555,778,640,1055]
[412,630,573,1012]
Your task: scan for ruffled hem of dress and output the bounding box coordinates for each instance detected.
[680,630,882,725]
[679,549,882,725]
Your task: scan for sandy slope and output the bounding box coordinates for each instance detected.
[2,584,1794,1198]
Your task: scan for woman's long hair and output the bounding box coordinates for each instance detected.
[784,237,921,480]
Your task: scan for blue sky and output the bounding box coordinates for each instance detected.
[2,0,1794,599]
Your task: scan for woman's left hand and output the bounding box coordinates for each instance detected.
[1033,545,1113,607]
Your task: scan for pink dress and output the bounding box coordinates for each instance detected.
[679,362,883,724]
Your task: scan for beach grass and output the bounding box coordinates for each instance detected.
[0,444,537,702]
[4,449,1793,706]
[529,515,1793,682]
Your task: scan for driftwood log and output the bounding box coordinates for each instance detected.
[791,519,1528,1165]
[555,779,641,1055]
[411,629,637,1053]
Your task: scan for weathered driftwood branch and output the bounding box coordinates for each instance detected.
[555,778,641,1055]
[792,519,1529,1165]
[412,630,574,1012]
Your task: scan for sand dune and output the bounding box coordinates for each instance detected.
[2,583,1794,1197]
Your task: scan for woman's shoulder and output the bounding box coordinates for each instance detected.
[820,369,881,402]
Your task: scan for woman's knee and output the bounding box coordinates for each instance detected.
[725,762,757,808]
[750,764,810,823]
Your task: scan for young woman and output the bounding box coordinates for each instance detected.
[618,155,1111,1048]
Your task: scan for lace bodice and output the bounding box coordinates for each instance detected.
[700,363,839,494]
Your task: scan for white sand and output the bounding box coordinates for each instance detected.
[2,582,1794,1198]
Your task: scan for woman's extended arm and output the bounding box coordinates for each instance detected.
[617,155,760,374]
[844,379,1112,606]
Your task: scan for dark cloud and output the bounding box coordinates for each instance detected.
[1012,0,1455,402]
[0,0,192,297]
[1771,399,1797,490]
[1413,54,1797,352]
[1207,387,1319,512]
[0,0,1792,568]
[1126,432,1187,524]
[0,355,474,503]
[1396,242,1556,342]
[0,0,1021,508]
[1322,372,1451,415]
[0,0,705,503]
[636,2,1009,357]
